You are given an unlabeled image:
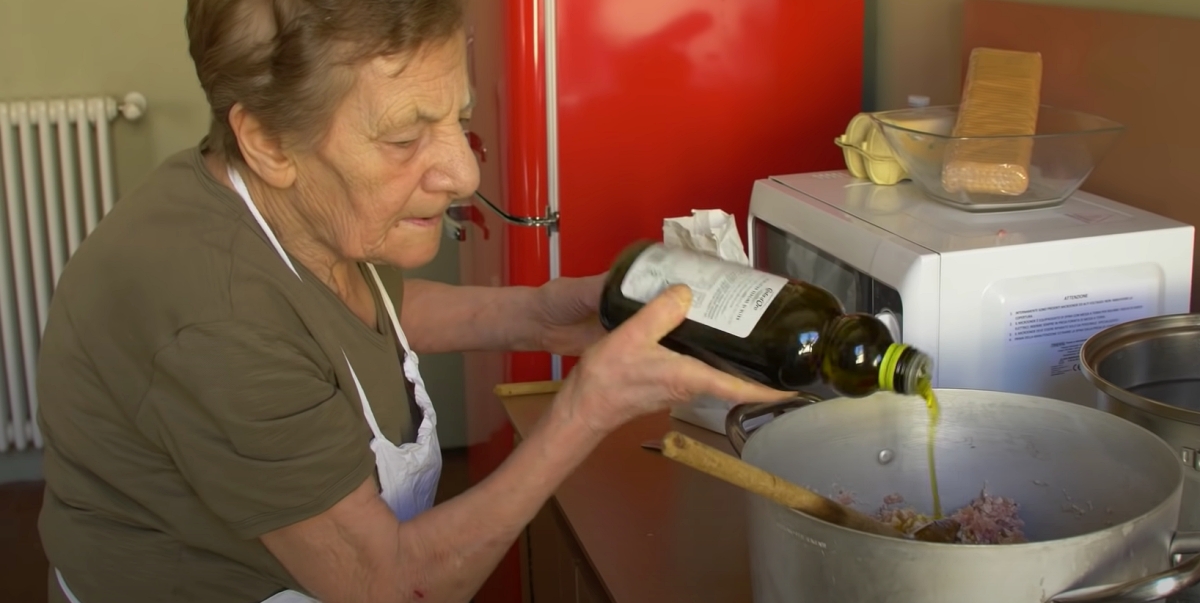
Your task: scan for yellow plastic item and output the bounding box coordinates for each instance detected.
[834,112,907,186]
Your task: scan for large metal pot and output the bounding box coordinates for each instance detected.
[1081,313,1200,534]
[724,388,1200,602]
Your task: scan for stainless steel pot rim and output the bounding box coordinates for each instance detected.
[729,389,1200,603]
[732,388,1185,551]
[1080,313,1200,426]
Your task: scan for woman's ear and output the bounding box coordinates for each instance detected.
[228,103,297,189]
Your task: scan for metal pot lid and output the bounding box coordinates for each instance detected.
[1080,313,1200,425]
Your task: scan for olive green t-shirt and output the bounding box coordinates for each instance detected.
[37,144,420,603]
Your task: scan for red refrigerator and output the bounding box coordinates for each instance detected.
[452,0,863,600]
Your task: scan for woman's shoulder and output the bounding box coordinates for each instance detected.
[49,147,309,339]
[112,145,245,222]
[69,147,247,260]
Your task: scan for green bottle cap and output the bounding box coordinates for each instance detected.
[878,343,934,396]
[878,343,908,392]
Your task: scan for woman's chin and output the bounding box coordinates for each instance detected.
[381,226,444,270]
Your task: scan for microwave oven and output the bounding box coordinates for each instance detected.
[746,170,1195,406]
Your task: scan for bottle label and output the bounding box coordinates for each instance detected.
[620,245,788,338]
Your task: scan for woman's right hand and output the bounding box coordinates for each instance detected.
[555,284,791,437]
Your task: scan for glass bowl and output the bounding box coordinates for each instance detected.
[870,105,1125,212]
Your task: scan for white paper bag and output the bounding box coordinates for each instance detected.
[661,210,749,434]
[663,210,750,266]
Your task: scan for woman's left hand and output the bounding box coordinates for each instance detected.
[531,274,608,357]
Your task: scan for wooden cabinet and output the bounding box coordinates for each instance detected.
[501,390,756,603]
[511,423,611,603]
[523,501,612,603]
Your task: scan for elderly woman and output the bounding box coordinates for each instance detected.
[36,1,782,602]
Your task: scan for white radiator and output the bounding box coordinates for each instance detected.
[0,92,147,452]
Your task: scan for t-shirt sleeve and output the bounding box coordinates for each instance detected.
[138,320,376,539]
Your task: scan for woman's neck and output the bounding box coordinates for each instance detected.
[207,153,379,330]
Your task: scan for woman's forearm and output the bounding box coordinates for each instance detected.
[394,392,602,600]
[399,279,542,354]
[263,389,605,603]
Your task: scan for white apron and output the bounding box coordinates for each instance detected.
[55,165,443,603]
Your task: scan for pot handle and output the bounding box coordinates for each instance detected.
[1048,531,1200,602]
[724,393,823,458]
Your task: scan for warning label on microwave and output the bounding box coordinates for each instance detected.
[1005,293,1152,379]
[1006,294,1150,346]
[1048,339,1088,377]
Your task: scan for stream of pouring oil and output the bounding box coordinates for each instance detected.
[919,378,943,519]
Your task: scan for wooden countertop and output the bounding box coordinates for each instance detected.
[501,393,752,603]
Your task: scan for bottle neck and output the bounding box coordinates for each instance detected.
[878,343,933,395]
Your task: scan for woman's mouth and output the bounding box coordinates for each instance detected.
[401,216,443,229]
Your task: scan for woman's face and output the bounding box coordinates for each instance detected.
[291,32,478,270]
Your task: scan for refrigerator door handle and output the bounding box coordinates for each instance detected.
[443,214,467,241]
[443,193,558,242]
[443,198,478,242]
[472,192,559,230]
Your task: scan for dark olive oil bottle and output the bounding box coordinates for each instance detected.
[598,240,933,397]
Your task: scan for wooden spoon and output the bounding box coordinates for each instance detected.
[493,380,563,398]
[651,431,959,543]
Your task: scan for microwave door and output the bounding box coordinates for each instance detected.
[752,219,904,342]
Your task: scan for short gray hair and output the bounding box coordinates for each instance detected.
[185,0,465,159]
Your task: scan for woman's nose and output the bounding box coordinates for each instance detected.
[425,127,481,199]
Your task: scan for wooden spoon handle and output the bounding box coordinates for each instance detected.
[493,381,563,398]
[660,431,904,539]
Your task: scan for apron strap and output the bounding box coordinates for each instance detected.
[364,264,429,395]
[341,349,386,441]
[365,264,412,354]
[227,165,302,280]
[55,568,85,603]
